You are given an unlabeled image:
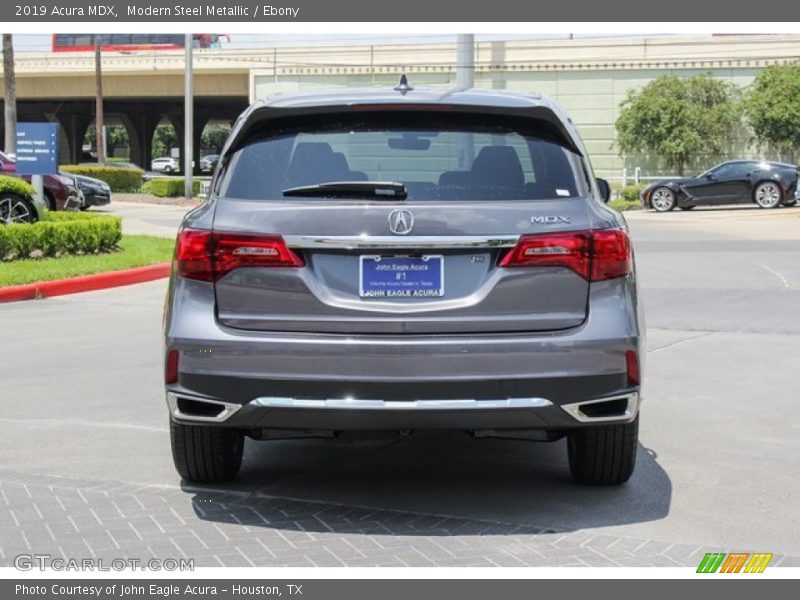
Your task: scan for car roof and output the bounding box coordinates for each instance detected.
[720,159,796,169]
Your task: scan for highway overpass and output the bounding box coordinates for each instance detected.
[2,34,799,176]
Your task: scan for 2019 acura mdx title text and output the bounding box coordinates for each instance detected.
[163,82,645,486]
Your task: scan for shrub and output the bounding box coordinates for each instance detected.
[0,212,122,261]
[609,198,642,212]
[141,178,202,197]
[0,175,36,199]
[61,164,144,192]
[619,184,646,203]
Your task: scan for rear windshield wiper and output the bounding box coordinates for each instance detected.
[282,181,407,200]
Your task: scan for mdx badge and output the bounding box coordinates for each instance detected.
[388,209,414,235]
[531,215,571,224]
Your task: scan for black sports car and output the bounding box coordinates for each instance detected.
[642,160,799,212]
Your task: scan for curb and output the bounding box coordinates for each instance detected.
[0,262,172,303]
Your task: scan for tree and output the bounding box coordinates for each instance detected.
[84,124,129,157]
[615,74,740,175]
[743,62,800,162]
[201,123,231,154]
[3,34,17,155]
[152,123,178,158]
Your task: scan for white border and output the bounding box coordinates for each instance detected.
[2,566,799,579]
[3,19,799,581]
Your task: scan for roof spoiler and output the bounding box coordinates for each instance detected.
[223,103,583,158]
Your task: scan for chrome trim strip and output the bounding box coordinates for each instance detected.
[166,392,243,423]
[560,393,639,423]
[283,235,520,250]
[250,397,553,410]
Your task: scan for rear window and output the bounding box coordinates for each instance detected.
[219,112,589,201]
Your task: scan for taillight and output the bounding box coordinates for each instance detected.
[626,350,640,387]
[591,229,632,282]
[165,349,179,385]
[498,232,590,278]
[174,229,304,282]
[214,233,305,275]
[175,229,214,281]
[499,229,632,282]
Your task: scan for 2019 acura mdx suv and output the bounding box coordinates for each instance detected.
[163,84,645,486]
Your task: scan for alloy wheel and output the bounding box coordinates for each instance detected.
[0,196,33,225]
[754,182,781,209]
[651,187,676,212]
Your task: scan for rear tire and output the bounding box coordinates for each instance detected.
[170,421,244,483]
[567,416,639,485]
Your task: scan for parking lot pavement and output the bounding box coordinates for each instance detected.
[1,206,799,567]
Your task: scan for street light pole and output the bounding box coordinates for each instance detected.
[455,34,475,169]
[455,34,475,90]
[184,34,193,200]
[94,39,105,164]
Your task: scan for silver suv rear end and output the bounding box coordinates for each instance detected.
[164,86,644,485]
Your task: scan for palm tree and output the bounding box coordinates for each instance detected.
[3,34,17,155]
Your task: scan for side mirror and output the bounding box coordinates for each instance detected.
[705,173,715,181]
[595,178,611,203]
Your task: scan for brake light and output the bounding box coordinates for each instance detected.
[175,229,214,281]
[499,229,632,282]
[175,229,304,282]
[591,229,632,282]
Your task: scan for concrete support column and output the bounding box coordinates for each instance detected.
[193,113,209,175]
[124,113,159,170]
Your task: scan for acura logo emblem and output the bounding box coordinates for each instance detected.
[388,209,414,235]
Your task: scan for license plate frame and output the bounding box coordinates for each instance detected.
[359,255,445,299]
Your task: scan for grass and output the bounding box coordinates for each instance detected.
[0,235,175,287]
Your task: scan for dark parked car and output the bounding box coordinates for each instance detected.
[200,154,219,173]
[642,160,799,212]
[0,151,82,213]
[164,85,644,486]
[65,171,112,210]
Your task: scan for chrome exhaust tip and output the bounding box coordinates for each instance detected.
[166,392,242,423]
[561,392,639,423]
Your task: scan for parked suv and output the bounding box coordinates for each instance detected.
[151,157,179,173]
[164,86,644,485]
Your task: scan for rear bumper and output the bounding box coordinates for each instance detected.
[167,390,640,431]
[165,274,644,431]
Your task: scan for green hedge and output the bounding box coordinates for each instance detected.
[61,165,144,192]
[619,184,646,204]
[0,175,36,199]
[0,212,122,261]
[141,178,202,197]
[608,198,642,212]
